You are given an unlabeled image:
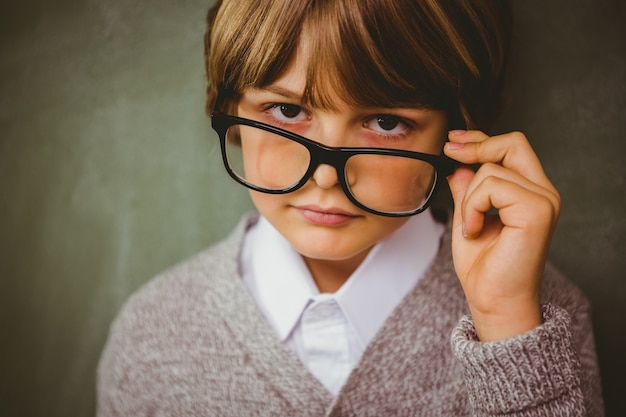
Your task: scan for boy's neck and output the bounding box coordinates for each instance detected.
[302,250,371,293]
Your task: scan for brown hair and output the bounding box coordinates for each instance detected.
[204,0,512,130]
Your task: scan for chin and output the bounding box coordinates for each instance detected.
[290,235,372,262]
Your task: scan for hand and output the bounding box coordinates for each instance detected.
[444,130,561,341]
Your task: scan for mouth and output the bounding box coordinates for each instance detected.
[294,205,361,226]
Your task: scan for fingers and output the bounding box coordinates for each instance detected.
[444,129,561,238]
[461,174,559,238]
[446,165,475,236]
[465,163,560,221]
[444,130,557,196]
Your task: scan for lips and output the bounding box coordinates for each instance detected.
[295,205,360,226]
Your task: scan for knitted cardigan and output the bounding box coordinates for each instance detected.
[97,214,604,416]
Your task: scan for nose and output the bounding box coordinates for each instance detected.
[306,115,350,189]
[311,163,340,189]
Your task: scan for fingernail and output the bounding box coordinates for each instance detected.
[462,222,469,238]
[445,141,464,150]
[449,129,467,136]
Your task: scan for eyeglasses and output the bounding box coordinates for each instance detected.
[211,113,459,217]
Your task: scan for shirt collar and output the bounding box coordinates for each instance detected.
[240,210,444,347]
[241,217,317,340]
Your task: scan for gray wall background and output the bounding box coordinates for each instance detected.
[0,0,624,416]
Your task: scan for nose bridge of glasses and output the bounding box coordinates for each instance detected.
[307,142,349,187]
[307,141,352,181]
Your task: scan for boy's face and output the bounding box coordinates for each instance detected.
[236,51,448,278]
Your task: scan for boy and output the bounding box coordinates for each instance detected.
[98,0,603,415]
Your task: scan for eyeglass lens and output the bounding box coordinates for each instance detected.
[224,124,437,214]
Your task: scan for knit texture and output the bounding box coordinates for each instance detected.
[97,213,604,416]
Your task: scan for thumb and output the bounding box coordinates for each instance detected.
[446,166,474,234]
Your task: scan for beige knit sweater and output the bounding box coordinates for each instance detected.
[97,214,604,416]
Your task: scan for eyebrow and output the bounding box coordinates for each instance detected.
[261,85,303,100]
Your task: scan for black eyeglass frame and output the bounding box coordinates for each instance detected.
[211,112,460,217]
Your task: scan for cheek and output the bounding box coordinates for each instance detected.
[248,189,282,214]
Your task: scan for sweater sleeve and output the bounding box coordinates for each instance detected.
[451,303,602,416]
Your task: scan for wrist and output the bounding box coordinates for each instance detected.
[469,298,543,342]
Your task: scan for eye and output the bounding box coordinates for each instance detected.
[267,103,308,122]
[365,114,409,135]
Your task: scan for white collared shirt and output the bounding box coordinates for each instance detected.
[240,210,444,395]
